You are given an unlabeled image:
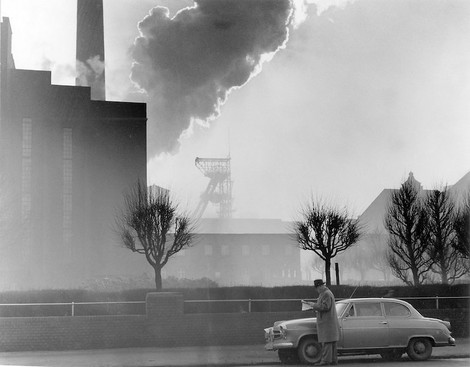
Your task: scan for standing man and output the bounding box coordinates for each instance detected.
[305,279,340,365]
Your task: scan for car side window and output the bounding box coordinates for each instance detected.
[346,304,355,317]
[384,302,411,317]
[354,302,383,317]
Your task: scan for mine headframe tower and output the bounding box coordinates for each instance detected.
[194,157,233,219]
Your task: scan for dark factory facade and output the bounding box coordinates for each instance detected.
[164,219,302,286]
[0,16,147,289]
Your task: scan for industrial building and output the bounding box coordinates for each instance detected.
[0,2,147,289]
[164,218,302,286]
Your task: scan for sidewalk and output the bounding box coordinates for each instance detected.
[0,339,468,367]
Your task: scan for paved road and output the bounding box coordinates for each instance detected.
[0,339,468,367]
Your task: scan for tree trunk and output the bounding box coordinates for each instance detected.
[325,258,331,286]
[411,267,420,286]
[153,266,163,291]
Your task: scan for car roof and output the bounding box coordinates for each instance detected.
[337,297,409,304]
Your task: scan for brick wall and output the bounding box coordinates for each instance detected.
[0,293,466,352]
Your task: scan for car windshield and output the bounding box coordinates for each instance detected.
[336,302,348,317]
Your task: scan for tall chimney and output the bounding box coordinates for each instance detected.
[76,0,106,101]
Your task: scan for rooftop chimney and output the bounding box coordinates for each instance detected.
[76,0,106,100]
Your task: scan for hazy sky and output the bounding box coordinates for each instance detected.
[2,0,469,220]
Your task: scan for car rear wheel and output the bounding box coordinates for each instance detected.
[407,338,433,361]
[380,349,403,361]
[297,337,322,364]
[278,349,300,364]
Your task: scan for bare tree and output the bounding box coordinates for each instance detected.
[454,193,470,259]
[116,181,196,290]
[294,199,362,286]
[422,188,469,284]
[384,178,432,286]
[338,243,369,281]
[344,230,392,283]
[367,230,392,282]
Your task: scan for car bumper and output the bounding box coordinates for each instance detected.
[435,337,456,347]
[265,341,295,351]
[264,327,295,351]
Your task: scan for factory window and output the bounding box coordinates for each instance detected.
[21,118,32,256]
[204,245,213,256]
[175,249,186,257]
[221,244,230,256]
[63,128,73,258]
[242,245,249,256]
[262,245,270,255]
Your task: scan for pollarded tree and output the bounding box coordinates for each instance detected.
[116,181,196,291]
[384,177,432,286]
[294,199,363,286]
[454,193,470,259]
[423,187,469,284]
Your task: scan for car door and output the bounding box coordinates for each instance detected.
[383,301,413,347]
[340,301,390,349]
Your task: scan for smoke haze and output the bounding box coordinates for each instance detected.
[131,0,294,156]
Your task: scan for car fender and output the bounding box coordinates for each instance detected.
[295,332,318,348]
[405,334,436,346]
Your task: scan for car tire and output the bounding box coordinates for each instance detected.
[278,349,300,364]
[406,338,433,361]
[380,349,403,361]
[297,337,322,364]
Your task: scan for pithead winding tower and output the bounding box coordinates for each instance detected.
[194,157,233,219]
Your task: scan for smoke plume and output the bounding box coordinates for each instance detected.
[131,0,294,156]
[76,56,106,100]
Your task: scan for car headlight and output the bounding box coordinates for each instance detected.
[279,325,287,339]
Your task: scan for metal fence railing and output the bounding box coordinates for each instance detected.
[0,296,468,317]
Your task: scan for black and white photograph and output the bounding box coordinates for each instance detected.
[0,0,469,366]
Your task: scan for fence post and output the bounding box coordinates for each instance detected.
[248,299,252,313]
[72,302,75,316]
[436,296,439,310]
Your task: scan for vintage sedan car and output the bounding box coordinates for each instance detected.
[264,297,455,364]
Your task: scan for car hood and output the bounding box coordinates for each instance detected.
[278,317,317,328]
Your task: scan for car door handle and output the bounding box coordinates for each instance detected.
[381,321,388,324]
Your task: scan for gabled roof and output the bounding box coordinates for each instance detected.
[449,171,470,198]
[358,171,470,233]
[358,189,393,232]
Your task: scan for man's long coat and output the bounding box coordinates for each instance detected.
[311,287,340,342]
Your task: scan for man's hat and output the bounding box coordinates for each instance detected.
[314,279,325,287]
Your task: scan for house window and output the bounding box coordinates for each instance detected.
[204,245,213,256]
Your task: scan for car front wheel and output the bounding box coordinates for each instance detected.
[297,337,322,364]
[407,338,433,361]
